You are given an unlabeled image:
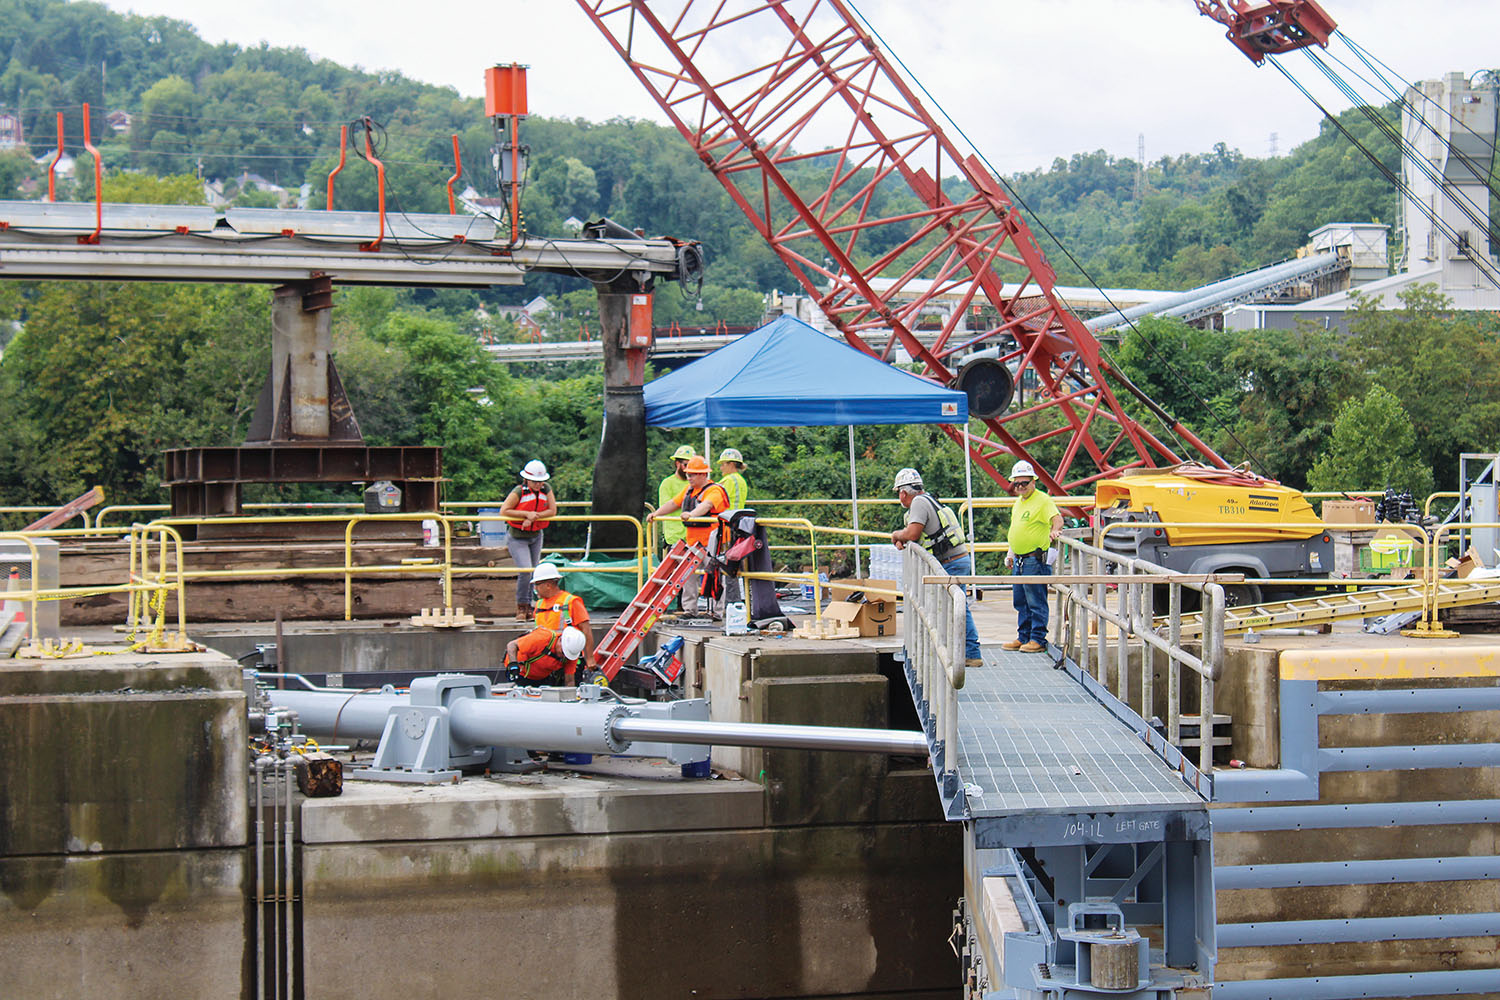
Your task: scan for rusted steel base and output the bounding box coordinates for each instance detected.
[162,444,443,518]
[294,752,343,797]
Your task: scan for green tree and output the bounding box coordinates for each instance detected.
[1308,384,1433,499]
[1220,325,1363,487]
[1345,285,1500,486]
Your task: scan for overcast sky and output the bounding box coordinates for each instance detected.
[98,0,1500,175]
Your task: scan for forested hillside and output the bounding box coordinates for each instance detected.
[0,0,1487,532]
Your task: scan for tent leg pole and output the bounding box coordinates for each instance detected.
[963,423,976,571]
[849,424,861,578]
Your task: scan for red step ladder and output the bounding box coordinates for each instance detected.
[593,541,704,681]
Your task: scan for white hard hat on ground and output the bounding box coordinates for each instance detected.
[521,459,550,481]
[531,563,563,584]
[1009,460,1037,480]
[718,448,745,466]
[559,626,586,660]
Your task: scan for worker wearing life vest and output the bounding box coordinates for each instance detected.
[646,454,730,614]
[501,459,558,620]
[530,562,593,663]
[656,445,696,551]
[717,448,749,512]
[890,467,982,669]
[505,625,587,686]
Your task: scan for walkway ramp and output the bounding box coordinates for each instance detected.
[956,647,1205,847]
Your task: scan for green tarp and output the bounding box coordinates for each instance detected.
[539,554,640,612]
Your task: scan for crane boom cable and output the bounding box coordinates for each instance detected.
[1269,57,1500,290]
[1337,34,1500,162]
[1299,49,1500,254]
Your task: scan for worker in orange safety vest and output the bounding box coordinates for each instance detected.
[530,562,593,663]
[505,625,587,686]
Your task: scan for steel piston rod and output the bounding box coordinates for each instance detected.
[611,717,928,756]
[266,686,928,756]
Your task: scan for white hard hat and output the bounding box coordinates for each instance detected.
[893,467,923,492]
[521,459,550,481]
[531,563,563,584]
[559,626,586,660]
[718,447,745,466]
[1009,460,1037,480]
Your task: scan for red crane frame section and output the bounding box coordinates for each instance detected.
[575,0,1227,493]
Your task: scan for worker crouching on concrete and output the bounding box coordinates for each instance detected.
[530,563,593,663]
[890,468,982,669]
[647,454,730,616]
[505,625,587,687]
[1003,460,1063,653]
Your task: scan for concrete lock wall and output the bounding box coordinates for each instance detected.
[0,651,249,999]
[298,635,961,999]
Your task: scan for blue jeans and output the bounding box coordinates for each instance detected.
[1012,552,1050,644]
[940,552,982,661]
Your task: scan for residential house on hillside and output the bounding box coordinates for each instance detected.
[106,110,131,134]
[33,150,74,177]
[0,112,24,150]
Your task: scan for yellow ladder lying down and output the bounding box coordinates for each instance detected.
[1168,579,1500,638]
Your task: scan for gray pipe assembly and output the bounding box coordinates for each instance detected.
[261,672,928,782]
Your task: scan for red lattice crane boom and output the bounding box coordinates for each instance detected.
[575,0,1230,493]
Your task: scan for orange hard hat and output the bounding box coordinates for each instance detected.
[685,455,711,474]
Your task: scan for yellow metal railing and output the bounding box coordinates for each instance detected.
[0,524,191,650]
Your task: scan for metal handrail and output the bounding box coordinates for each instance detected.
[1095,519,1433,626]
[900,544,964,795]
[1054,533,1223,775]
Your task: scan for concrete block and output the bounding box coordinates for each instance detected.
[300,822,960,1000]
[0,849,245,1000]
[0,653,246,853]
[300,772,765,844]
[751,674,891,827]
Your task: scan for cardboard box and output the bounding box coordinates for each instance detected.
[1322,498,1375,525]
[826,578,901,602]
[824,596,896,637]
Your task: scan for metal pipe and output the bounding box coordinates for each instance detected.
[283,757,294,1000]
[254,756,268,1000]
[611,717,928,756]
[268,685,927,756]
[269,757,280,998]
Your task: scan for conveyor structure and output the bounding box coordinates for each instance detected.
[0,201,702,287]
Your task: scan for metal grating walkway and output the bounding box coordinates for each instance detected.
[957,647,1203,817]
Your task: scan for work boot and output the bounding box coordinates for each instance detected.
[1001,640,1023,651]
[965,657,983,669]
[1019,640,1046,653]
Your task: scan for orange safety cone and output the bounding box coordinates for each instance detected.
[3,566,23,624]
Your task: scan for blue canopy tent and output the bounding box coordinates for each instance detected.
[644,316,967,427]
[644,316,973,575]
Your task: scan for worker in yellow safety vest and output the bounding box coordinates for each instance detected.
[656,445,696,551]
[530,563,593,664]
[717,448,749,511]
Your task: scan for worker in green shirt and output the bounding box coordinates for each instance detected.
[657,445,696,550]
[717,448,749,511]
[1003,460,1063,653]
